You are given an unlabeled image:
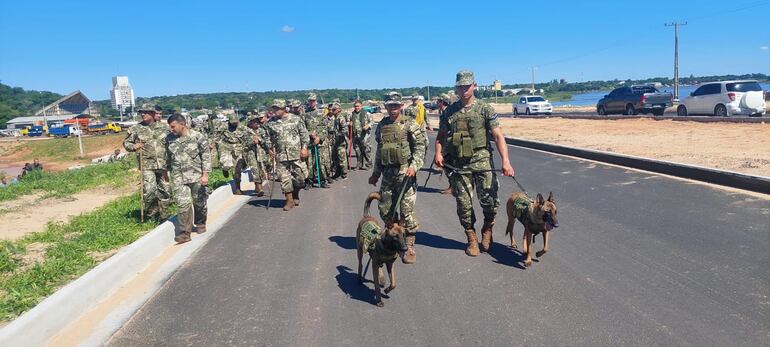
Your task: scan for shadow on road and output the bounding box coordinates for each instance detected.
[329,236,356,250]
[247,198,286,209]
[487,242,527,270]
[416,186,446,194]
[335,265,376,305]
[415,231,465,251]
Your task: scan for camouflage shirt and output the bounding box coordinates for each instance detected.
[303,107,326,144]
[404,104,418,120]
[123,121,169,170]
[372,115,426,177]
[247,126,271,162]
[350,110,372,134]
[217,123,251,155]
[265,114,309,162]
[439,99,500,170]
[165,129,212,185]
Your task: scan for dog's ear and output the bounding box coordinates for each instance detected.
[536,193,545,206]
[547,192,554,203]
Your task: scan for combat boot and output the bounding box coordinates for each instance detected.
[481,220,494,252]
[464,229,480,256]
[222,169,229,178]
[195,224,207,234]
[403,235,416,264]
[254,183,264,197]
[292,189,300,206]
[174,231,192,244]
[283,193,295,211]
[233,187,243,195]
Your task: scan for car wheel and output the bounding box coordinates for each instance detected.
[714,104,728,117]
[513,108,518,116]
[625,104,637,115]
[525,108,531,115]
[652,108,664,116]
[677,105,687,117]
[597,106,606,116]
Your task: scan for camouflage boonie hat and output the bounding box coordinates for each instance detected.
[307,92,317,101]
[227,113,239,122]
[455,70,475,86]
[384,91,403,105]
[289,99,302,107]
[271,99,286,108]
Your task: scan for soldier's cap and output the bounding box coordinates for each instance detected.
[455,70,475,86]
[384,91,403,106]
[411,94,420,100]
[247,111,253,115]
[227,114,240,122]
[307,92,317,101]
[290,99,302,107]
[137,108,157,114]
[257,111,268,118]
[271,99,286,108]
[154,105,163,112]
[331,102,342,109]
[437,93,453,103]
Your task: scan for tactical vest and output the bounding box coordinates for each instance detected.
[449,112,488,159]
[379,122,410,166]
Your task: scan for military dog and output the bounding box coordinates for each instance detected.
[505,191,559,267]
[356,192,408,307]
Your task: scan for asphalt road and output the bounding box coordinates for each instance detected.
[107,137,770,346]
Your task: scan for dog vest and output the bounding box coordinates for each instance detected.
[360,220,399,264]
[512,195,547,236]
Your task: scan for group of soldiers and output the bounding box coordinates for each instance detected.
[123,69,515,264]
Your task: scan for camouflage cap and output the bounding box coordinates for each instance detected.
[307,92,317,101]
[137,107,157,114]
[289,99,302,107]
[258,111,268,118]
[437,93,453,104]
[331,102,342,109]
[455,70,475,86]
[227,113,239,123]
[271,99,286,108]
[411,94,420,100]
[384,91,403,105]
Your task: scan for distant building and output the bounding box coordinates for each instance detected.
[5,90,96,129]
[110,76,135,113]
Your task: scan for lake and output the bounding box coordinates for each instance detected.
[551,83,770,107]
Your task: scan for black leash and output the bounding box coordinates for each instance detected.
[442,162,527,193]
[392,176,413,221]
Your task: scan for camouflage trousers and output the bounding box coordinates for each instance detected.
[218,146,243,170]
[352,131,372,168]
[245,151,268,184]
[233,157,249,187]
[142,169,171,219]
[308,144,331,184]
[449,170,500,230]
[333,139,349,176]
[276,159,308,193]
[378,166,419,235]
[172,181,209,233]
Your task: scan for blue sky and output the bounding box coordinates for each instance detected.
[1,0,768,100]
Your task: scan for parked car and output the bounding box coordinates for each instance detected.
[677,80,766,117]
[513,96,553,115]
[596,85,673,116]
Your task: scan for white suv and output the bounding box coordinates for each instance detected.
[513,96,553,115]
[677,80,766,117]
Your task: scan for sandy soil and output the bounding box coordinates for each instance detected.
[0,135,124,175]
[0,184,135,241]
[488,103,594,114]
[498,118,770,177]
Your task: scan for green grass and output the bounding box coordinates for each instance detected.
[23,134,125,163]
[0,159,137,202]
[0,169,234,321]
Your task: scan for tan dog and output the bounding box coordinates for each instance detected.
[356,192,408,307]
[505,192,559,267]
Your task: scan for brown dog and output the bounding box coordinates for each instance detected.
[505,191,559,267]
[356,192,408,307]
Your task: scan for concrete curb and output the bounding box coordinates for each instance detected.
[0,175,252,347]
[504,137,770,194]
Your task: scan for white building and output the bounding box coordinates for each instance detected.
[110,76,135,112]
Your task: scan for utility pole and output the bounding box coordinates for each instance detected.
[665,21,687,101]
[530,66,537,95]
[426,81,430,101]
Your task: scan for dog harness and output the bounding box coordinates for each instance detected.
[360,220,398,264]
[512,195,547,236]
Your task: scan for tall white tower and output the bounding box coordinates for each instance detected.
[110,76,135,114]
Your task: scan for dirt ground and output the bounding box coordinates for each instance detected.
[0,134,125,175]
[0,184,135,240]
[498,118,770,177]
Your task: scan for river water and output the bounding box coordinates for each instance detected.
[551,83,770,107]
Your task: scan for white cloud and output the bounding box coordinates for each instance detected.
[760,46,769,51]
[281,25,295,33]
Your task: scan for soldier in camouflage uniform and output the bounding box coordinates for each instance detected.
[303,93,324,187]
[350,100,373,170]
[245,113,271,196]
[165,114,212,244]
[214,114,251,194]
[435,70,515,257]
[265,99,310,211]
[123,108,172,221]
[289,99,304,116]
[303,94,332,188]
[368,91,426,264]
[330,102,351,180]
[436,93,455,195]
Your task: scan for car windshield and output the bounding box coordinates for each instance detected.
[726,82,762,92]
[528,97,546,102]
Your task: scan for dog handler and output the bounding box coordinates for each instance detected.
[434,70,515,256]
[368,91,426,264]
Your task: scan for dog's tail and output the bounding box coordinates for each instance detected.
[363,192,381,218]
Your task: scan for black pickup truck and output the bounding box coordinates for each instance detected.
[596,85,673,116]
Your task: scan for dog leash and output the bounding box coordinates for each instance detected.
[442,162,527,193]
[393,176,413,221]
